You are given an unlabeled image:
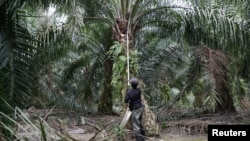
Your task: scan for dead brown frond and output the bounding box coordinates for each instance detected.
[192,45,235,113]
[240,97,250,110]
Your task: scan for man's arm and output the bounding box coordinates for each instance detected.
[124,90,130,103]
[124,90,130,109]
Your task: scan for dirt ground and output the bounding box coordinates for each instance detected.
[61,110,250,141]
[17,107,250,141]
[158,134,206,141]
[76,115,208,141]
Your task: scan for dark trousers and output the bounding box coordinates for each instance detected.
[132,107,145,141]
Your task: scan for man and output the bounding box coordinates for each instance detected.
[125,77,145,141]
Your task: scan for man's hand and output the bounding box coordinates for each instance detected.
[125,103,129,109]
[125,103,128,108]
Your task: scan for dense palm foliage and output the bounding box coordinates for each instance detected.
[1,0,250,139]
[0,0,35,108]
[136,0,245,112]
[186,0,250,111]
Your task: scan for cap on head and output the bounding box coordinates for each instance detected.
[129,77,138,86]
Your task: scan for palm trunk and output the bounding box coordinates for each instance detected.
[117,32,160,136]
[98,56,114,114]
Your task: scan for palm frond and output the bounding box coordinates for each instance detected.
[0,34,9,69]
[63,56,91,80]
[190,46,235,112]
[138,37,189,105]
[0,22,39,107]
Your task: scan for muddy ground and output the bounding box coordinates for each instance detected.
[16,107,250,141]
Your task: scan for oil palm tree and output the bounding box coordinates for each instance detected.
[135,0,250,114]
[43,0,249,116]
[0,0,91,138]
[0,0,39,108]
[183,0,249,112]
[76,0,250,135]
[80,0,181,136]
[61,23,115,113]
[227,0,250,110]
[0,0,77,108]
[189,46,236,113]
[0,0,54,139]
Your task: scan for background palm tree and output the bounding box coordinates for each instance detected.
[189,46,236,113]
[62,23,115,113]
[0,0,49,138]
[0,0,81,138]
[183,0,249,113]
[136,0,250,114]
[0,0,35,108]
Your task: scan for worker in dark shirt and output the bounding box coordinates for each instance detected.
[125,77,145,141]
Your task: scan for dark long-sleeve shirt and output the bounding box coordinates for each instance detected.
[125,88,143,111]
